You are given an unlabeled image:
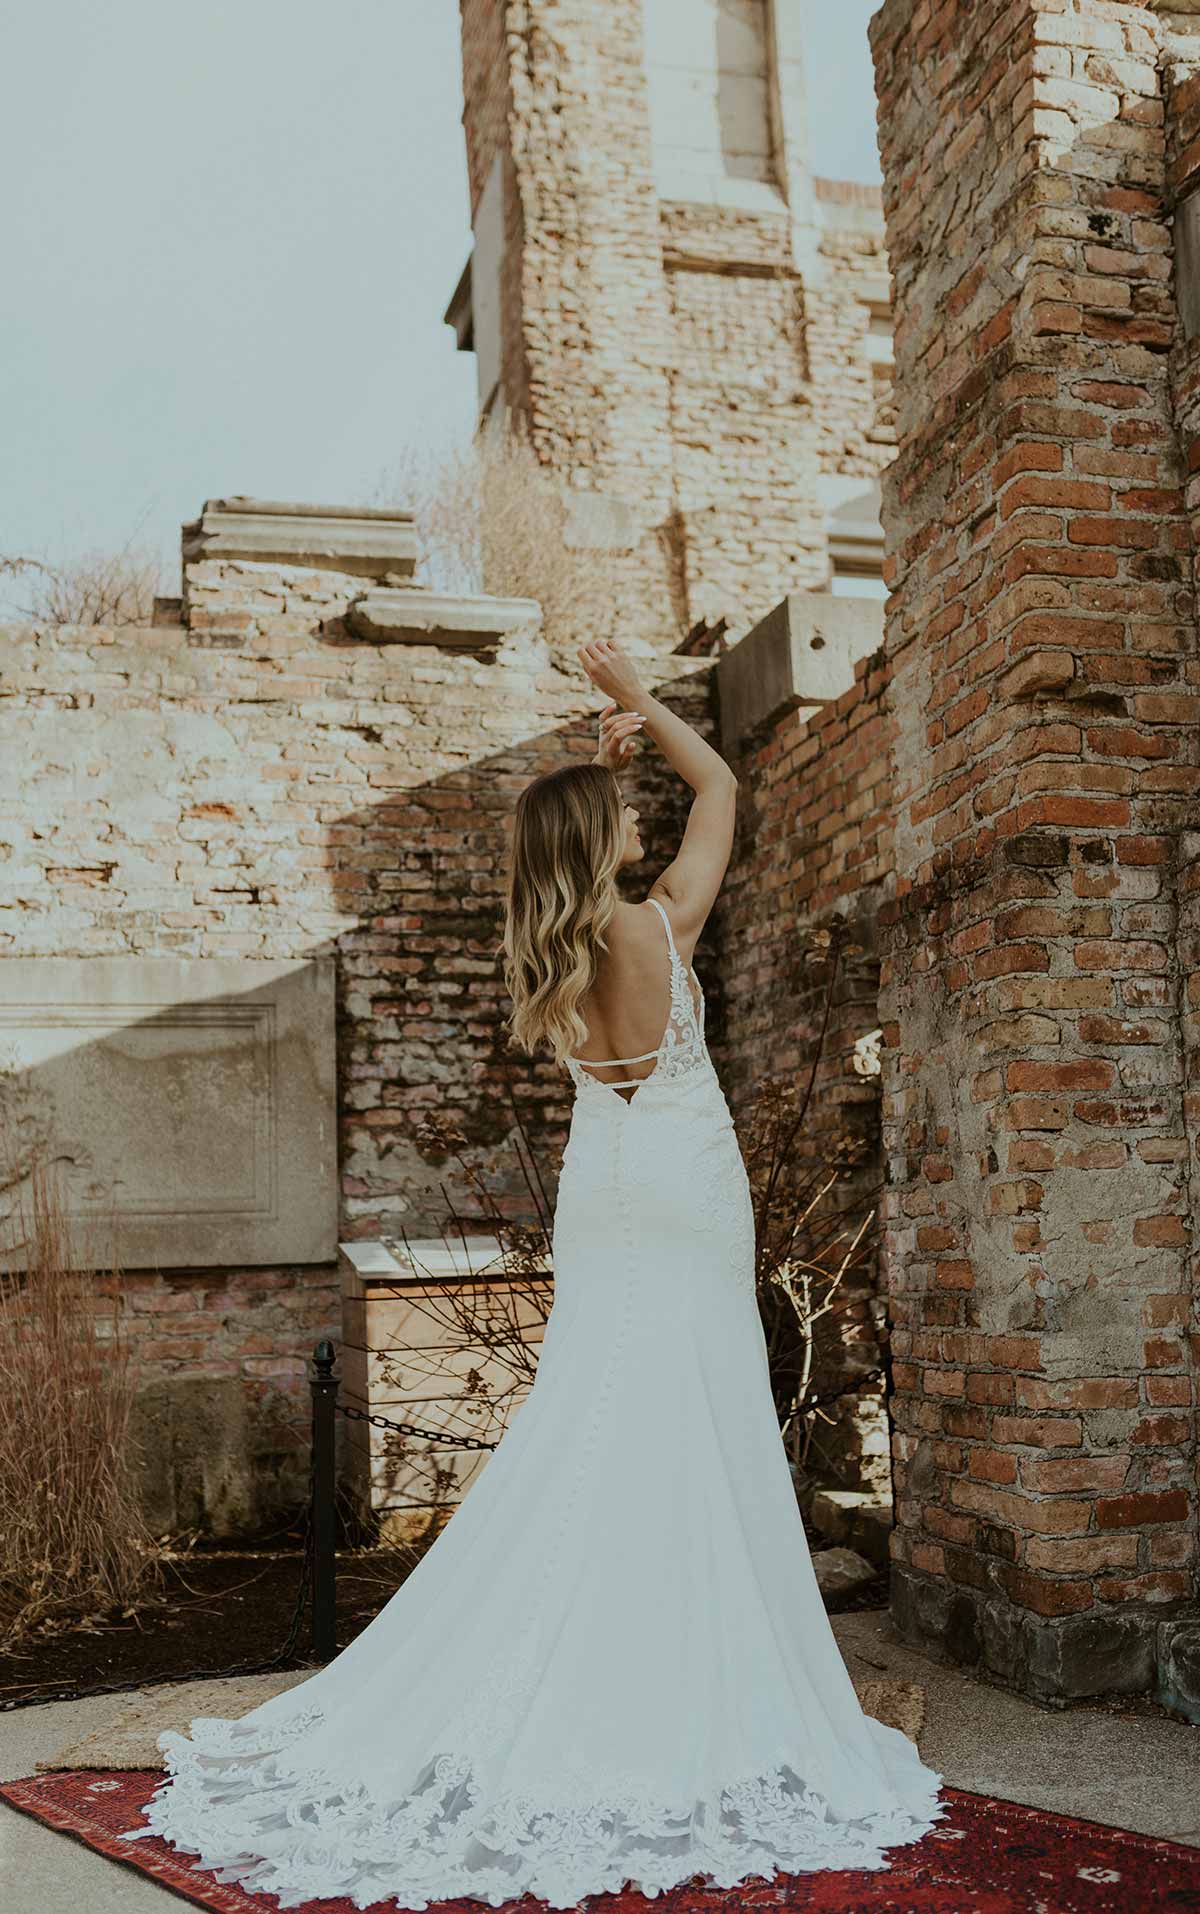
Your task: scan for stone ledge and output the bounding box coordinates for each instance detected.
[182,497,419,580]
[891,1563,1200,1706]
[810,1487,893,1569]
[338,1232,518,1299]
[345,588,541,649]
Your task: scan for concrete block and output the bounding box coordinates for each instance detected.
[809,1487,892,1568]
[0,957,337,1271]
[1024,1608,1158,1702]
[891,1565,986,1669]
[129,1376,257,1538]
[717,592,883,759]
[337,1235,547,1527]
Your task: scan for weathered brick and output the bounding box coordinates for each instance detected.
[1095,1490,1190,1529]
[993,1415,1083,1449]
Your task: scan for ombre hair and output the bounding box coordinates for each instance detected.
[502,762,626,1065]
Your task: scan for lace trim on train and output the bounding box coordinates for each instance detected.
[130,1699,948,1911]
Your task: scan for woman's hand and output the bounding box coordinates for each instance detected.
[577,637,645,709]
[592,702,646,771]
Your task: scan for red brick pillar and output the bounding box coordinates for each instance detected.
[870,0,1199,1697]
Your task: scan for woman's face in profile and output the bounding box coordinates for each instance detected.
[621,800,643,866]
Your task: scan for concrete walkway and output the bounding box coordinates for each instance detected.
[2,1612,1198,1911]
[835,1610,1200,1849]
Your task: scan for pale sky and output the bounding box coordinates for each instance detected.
[1,3,884,591]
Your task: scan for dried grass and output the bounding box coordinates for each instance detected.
[0,1147,160,1650]
[378,427,623,653]
[1,541,163,627]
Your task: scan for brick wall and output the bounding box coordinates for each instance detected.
[0,575,711,1531]
[870,0,1199,1695]
[719,643,896,1494]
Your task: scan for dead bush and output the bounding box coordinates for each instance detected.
[0,1146,159,1649]
[1,542,163,627]
[379,427,623,654]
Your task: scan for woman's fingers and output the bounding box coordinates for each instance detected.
[599,711,644,736]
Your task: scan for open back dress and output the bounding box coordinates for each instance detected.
[123,894,944,1908]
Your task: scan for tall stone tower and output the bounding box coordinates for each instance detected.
[447,0,896,646]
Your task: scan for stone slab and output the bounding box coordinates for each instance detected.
[0,958,337,1271]
[345,589,540,648]
[833,1610,1200,1848]
[182,498,419,580]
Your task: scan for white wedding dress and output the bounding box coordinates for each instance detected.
[123,895,945,1908]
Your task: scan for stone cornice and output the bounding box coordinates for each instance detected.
[182,498,419,580]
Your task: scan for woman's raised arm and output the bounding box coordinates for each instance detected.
[578,638,737,946]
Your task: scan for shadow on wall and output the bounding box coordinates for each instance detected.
[0,575,712,1536]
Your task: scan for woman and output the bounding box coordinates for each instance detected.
[123,637,945,1908]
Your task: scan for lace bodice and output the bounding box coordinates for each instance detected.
[563,896,708,1100]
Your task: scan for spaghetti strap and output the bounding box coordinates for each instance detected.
[645,894,677,959]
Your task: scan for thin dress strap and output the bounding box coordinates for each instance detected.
[645,894,677,958]
[566,895,678,1088]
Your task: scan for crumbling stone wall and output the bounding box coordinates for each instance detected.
[0,566,709,1532]
[455,0,895,643]
[870,0,1199,1696]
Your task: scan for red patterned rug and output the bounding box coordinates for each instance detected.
[2,1769,1199,1913]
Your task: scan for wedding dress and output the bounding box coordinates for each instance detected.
[122,894,945,1908]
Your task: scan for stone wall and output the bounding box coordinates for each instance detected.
[0,516,712,1533]
[870,0,1199,1696]
[453,0,895,644]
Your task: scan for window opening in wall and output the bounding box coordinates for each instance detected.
[827,482,886,600]
[643,0,780,203]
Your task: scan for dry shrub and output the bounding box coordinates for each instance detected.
[0,1150,159,1649]
[378,427,623,653]
[1,543,163,627]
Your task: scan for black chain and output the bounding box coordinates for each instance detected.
[336,1401,497,1453]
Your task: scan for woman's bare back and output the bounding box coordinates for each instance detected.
[571,895,702,1101]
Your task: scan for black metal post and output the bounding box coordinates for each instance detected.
[310,1339,339,1661]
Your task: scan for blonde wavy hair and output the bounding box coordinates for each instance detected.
[502,762,626,1065]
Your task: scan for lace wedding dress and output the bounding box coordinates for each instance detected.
[123,895,945,1908]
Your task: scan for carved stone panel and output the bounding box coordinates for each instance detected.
[0,958,337,1271]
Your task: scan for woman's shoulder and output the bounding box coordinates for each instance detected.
[611,891,690,959]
